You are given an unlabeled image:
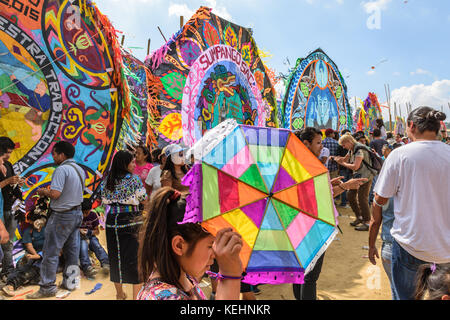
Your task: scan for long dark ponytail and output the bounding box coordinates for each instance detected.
[106,150,134,192]
[137,187,210,290]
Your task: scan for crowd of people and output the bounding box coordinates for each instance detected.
[0,106,448,301]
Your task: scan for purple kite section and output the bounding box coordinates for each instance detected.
[180,163,203,224]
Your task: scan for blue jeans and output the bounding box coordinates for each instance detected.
[79,234,109,271]
[1,210,16,275]
[39,210,83,294]
[391,239,428,300]
[369,175,378,205]
[381,241,397,300]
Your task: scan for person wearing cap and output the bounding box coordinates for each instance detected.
[322,129,339,179]
[160,144,190,195]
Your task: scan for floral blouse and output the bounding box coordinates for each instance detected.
[101,174,147,206]
[137,276,206,300]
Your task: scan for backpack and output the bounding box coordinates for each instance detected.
[353,145,384,175]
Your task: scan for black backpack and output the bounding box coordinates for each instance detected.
[354,145,384,175]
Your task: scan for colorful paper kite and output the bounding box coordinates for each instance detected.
[117,49,151,150]
[145,7,278,148]
[0,0,133,215]
[356,92,383,136]
[182,119,338,285]
[280,48,352,132]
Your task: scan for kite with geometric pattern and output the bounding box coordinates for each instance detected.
[182,119,338,285]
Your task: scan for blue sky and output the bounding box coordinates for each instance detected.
[98,0,450,120]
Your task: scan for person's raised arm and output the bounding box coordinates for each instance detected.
[213,228,243,300]
[332,178,368,198]
[37,187,61,200]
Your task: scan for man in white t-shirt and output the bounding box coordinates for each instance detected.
[145,146,168,199]
[369,107,450,300]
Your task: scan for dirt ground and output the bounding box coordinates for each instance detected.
[1,206,392,300]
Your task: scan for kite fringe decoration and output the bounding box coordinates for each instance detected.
[145,68,164,148]
[242,271,305,285]
[147,6,212,71]
[84,0,132,117]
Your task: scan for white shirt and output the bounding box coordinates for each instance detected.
[374,141,450,263]
[145,165,162,198]
[380,126,387,140]
[319,147,330,166]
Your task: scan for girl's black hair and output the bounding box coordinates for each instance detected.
[375,119,384,128]
[136,144,152,163]
[0,137,15,151]
[138,187,210,290]
[415,263,450,300]
[151,148,162,164]
[53,141,75,158]
[106,150,134,192]
[294,127,322,143]
[407,106,447,134]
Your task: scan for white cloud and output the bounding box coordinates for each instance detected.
[367,69,376,76]
[205,0,232,20]
[409,68,431,76]
[390,80,450,115]
[168,1,231,21]
[362,0,392,13]
[168,3,195,18]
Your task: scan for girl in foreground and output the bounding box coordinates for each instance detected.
[137,187,243,300]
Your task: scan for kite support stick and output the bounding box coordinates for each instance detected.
[157,26,168,43]
[180,16,184,29]
[147,39,151,56]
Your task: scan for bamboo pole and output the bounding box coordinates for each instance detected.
[147,39,151,56]
[384,84,392,132]
[157,26,168,43]
[180,16,184,29]
[121,35,125,46]
[394,102,397,119]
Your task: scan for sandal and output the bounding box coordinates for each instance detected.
[2,285,15,297]
[350,219,362,227]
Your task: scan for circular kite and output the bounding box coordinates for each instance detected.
[280,48,352,132]
[0,0,129,208]
[182,119,338,284]
[145,7,278,148]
